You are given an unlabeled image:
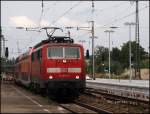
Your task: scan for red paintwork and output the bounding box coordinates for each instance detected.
[15,43,85,82]
[15,49,32,81]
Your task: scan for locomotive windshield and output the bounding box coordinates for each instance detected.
[48,47,63,58]
[47,47,80,59]
[65,47,79,58]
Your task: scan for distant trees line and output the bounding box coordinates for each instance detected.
[1,57,15,74]
[86,41,149,75]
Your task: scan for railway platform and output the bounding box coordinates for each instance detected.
[86,78,149,102]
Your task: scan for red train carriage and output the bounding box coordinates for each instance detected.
[14,50,31,86]
[14,36,86,99]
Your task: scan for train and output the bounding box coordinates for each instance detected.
[14,35,86,99]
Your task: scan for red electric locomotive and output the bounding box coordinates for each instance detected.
[14,28,86,99]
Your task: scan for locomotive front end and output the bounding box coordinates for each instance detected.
[44,44,85,99]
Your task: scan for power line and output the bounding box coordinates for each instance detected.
[86,2,127,22]
[95,2,127,14]
[50,1,81,26]
[76,5,148,42]
[41,1,58,23]
[44,1,57,14]
[101,5,148,28]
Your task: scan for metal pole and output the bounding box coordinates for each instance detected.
[129,25,132,82]
[104,30,114,79]
[17,41,21,55]
[124,22,135,82]
[0,28,2,58]
[1,35,7,58]
[91,21,95,80]
[137,0,141,79]
[108,32,111,79]
[3,38,5,57]
[135,0,141,79]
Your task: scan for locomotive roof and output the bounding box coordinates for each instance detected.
[33,36,78,49]
[15,48,33,62]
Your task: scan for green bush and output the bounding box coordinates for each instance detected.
[140,59,149,68]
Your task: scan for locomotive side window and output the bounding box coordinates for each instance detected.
[65,47,80,59]
[48,47,63,58]
[31,53,34,61]
[37,49,42,60]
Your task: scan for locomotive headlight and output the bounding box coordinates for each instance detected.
[49,76,53,79]
[63,59,67,63]
[75,75,79,79]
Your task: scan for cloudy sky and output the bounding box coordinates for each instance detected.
[1,1,149,58]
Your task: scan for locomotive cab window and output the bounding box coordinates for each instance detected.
[37,49,42,60]
[48,47,63,59]
[47,47,80,59]
[65,47,80,59]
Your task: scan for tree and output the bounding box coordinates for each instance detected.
[111,60,123,75]
[111,47,121,62]
[94,46,109,73]
[1,57,15,73]
[120,41,147,68]
[110,47,123,74]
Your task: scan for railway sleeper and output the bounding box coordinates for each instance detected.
[75,101,112,114]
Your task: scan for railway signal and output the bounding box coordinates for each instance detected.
[86,49,90,59]
[5,47,9,58]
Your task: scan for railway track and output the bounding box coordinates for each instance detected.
[75,87,149,113]
[74,101,112,114]
[59,103,96,114]
[85,87,149,105]
[59,101,112,114]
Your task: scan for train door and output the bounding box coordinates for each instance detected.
[31,49,42,82]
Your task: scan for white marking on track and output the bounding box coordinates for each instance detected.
[57,106,64,111]
[11,86,50,113]
[38,104,43,107]
[43,109,50,113]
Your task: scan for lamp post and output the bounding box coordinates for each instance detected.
[104,30,114,79]
[124,22,136,82]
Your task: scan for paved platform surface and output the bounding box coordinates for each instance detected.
[1,83,69,113]
[86,78,149,101]
[86,78,149,88]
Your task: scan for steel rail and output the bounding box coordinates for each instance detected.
[85,88,149,104]
[74,101,113,114]
[59,104,79,114]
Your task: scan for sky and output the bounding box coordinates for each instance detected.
[1,1,149,59]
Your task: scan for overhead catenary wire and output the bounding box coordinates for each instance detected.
[44,1,57,14]
[95,1,127,13]
[101,5,149,28]
[77,4,148,39]
[79,2,132,39]
[2,2,149,58]
[86,2,128,21]
[50,1,81,26]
